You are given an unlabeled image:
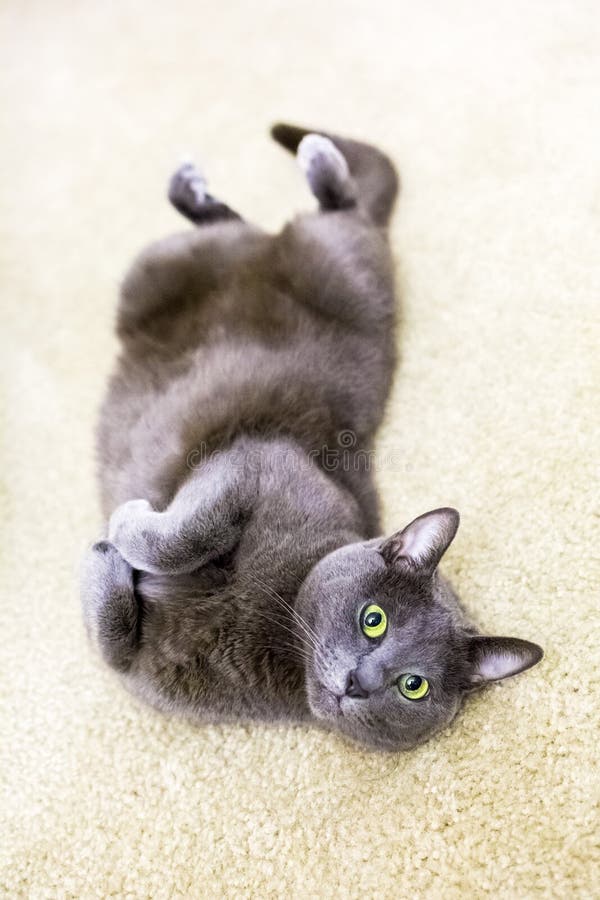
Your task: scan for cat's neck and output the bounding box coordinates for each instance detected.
[233,437,364,718]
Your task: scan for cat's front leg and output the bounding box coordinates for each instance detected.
[108,450,258,575]
[81,541,139,672]
[108,494,242,576]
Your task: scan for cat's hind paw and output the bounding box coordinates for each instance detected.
[168,160,209,218]
[297,134,356,210]
[168,160,242,225]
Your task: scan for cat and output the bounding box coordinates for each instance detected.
[81,123,543,752]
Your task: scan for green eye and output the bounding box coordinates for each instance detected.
[398,674,430,700]
[360,604,387,639]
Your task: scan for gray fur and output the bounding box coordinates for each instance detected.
[81,123,543,751]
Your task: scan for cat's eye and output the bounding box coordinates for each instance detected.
[360,603,387,639]
[397,673,430,700]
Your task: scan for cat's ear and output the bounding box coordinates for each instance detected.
[380,507,459,576]
[467,636,543,685]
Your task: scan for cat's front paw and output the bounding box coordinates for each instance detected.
[109,497,152,537]
[81,540,135,641]
[108,498,157,569]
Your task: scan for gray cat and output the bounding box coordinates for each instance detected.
[81,123,542,751]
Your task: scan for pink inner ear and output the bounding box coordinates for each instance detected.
[400,517,445,565]
[476,651,527,681]
[382,507,459,571]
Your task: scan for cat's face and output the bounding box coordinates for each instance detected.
[296,509,543,751]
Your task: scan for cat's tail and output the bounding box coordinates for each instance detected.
[271,122,399,227]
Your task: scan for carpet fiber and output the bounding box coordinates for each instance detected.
[1,1,598,896]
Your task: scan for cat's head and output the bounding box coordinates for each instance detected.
[296,508,543,751]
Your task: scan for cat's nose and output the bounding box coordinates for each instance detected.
[345,670,369,699]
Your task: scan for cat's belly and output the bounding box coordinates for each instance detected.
[97,335,379,517]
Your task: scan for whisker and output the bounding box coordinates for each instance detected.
[255,644,312,665]
[239,601,315,657]
[245,575,319,650]
[247,572,321,651]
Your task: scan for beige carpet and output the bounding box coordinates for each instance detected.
[1,1,598,896]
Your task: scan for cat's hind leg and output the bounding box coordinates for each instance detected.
[81,541,140,672]
[168,161,242,225]
[272,122,398,226]
[117,182,262,337]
